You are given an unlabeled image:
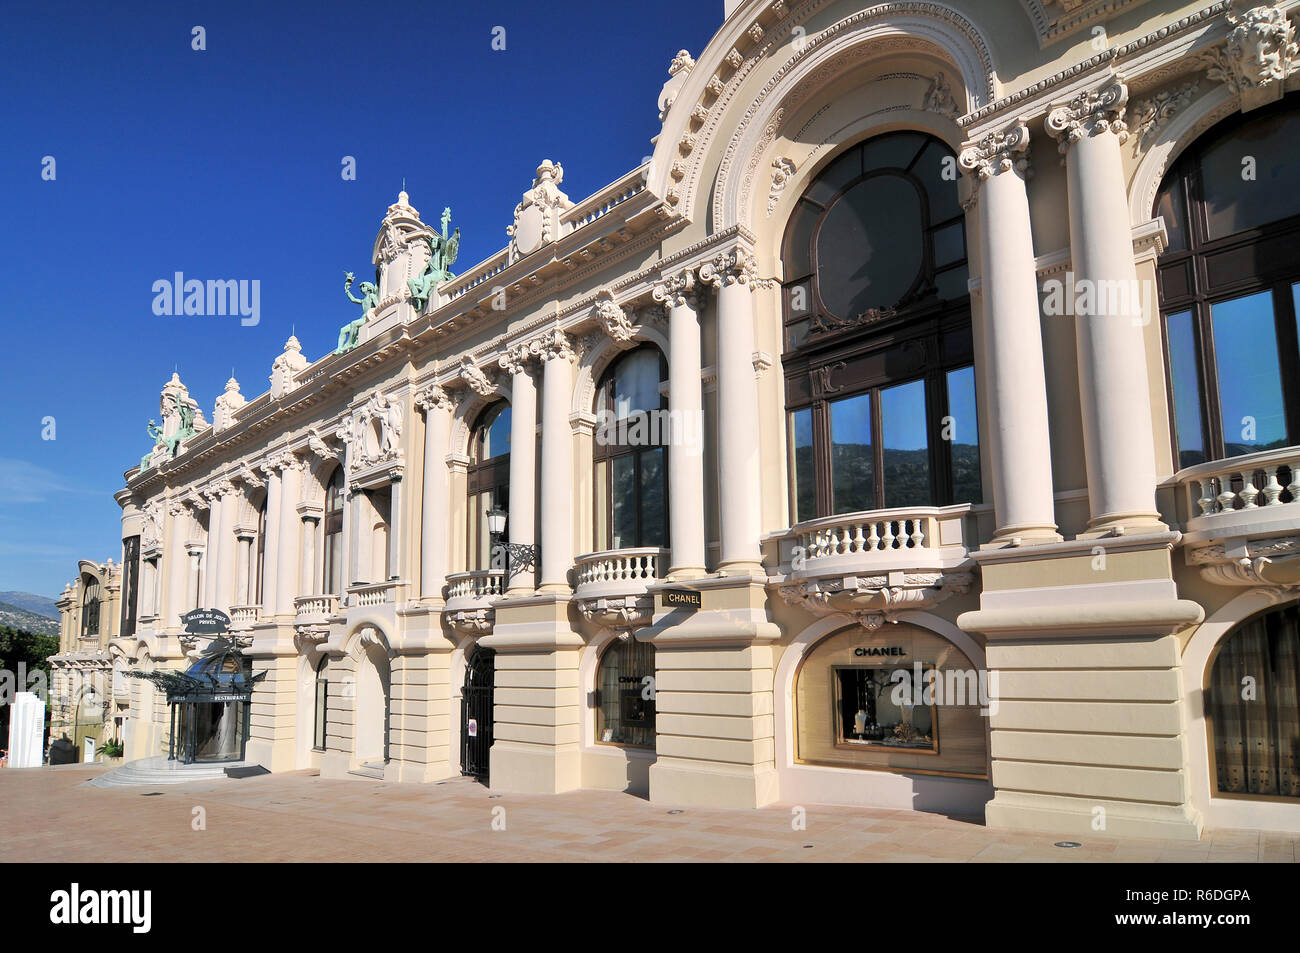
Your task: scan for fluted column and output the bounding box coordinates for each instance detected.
[959,119,1061,544]
[700,246,763,573]
[275,458,302,617]
[539,329,576,591]
[1047,78,1164,533]
[417,386,454,603]
[654,271,707,578]
[500,343,539,593]
[235,535,252,606]
[164,499,190,630]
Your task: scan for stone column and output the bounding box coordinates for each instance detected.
[539,329,575,591]
[416,386,454,603]
[1047,78,1164,533]
[275,462,302,617]
[235,535,252,607]
[388,476,403,581]
[700,246,763,573]
[202,490,222,610]
[214,485,237,615]
[654,271,707,578]
[300,515,320,596]
[500,344,538,593]
[164,502,189,628]
[958,119,1060,544]
[260,464,282,613]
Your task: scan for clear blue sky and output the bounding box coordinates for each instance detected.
[0,0,724,598]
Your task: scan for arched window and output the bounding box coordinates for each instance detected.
[1205,601,1300,800]
[80,574,101,639]
[1156,96,1300,468]
[254,499,268,605]
[594,346,669,550]
[468,402,511,570]
[313,656,329,751]
[322,467,345,594]
[782,131,979,522]
[595,638,655,748]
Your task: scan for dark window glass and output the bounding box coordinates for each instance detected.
[596,346,669,550]
[830,393,874,514]
[784,201,821,278]
[81,575,101,639]
[932,222,965,268]
[836,667,935,750]
[323,467,344,594]
[859,133,924,173]
[1206,603,1300,799]
[120,536,140,638]
[1165,309,1206,468]
[1212,291,1288,455]
[945,366,982,504]
[1201,108,1300,240]
[1155,178,1189,253]
[595,639,655,748]
[805,148,862,205]
[818,175,923,318]
[313,657,328,751]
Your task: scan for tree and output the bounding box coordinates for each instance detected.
[0,625,59,743]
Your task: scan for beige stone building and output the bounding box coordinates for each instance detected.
[50,558,127,754]
[62,0,1300,839]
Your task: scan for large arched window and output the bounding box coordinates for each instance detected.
[80,574,101,639]
[595,638,655,748]
[322,467,345,594]
[1205,601,1300,800]
[313,656,329,751]
[782,131,979,522]
[468,402,511,570]
[594,346,669,550]
[1156,96,1300,469]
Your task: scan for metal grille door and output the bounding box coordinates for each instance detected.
[460,647,495,782]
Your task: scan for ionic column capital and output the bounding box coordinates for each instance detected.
[414,383,456,414]
[959,118,1031,182]
[699,245,758,289]
[537,326,576,363]
[652,269,702,310]
[498,340,541,377]
[1046,78,1129,154]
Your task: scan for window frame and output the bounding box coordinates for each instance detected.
[1155,97,1300,469]
[322,466,345,595]
[593,345,671,551]
[467,401,511,570]
[593,637,656,750]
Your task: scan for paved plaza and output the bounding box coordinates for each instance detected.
[1,765,1297,863]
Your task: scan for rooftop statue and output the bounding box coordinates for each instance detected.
[408,207,460,313]
[336,271,380,355]
[141,394,197,469]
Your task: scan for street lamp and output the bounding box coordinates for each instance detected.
[485,504,537,585]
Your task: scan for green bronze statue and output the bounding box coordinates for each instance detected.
[336,271,381,354]
[141,395,197,468]
[407,207,460,313]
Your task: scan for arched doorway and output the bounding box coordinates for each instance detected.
[461,645,495,782]
[354,637,391,767]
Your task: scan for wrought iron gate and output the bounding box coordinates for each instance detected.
[460,647,495,782]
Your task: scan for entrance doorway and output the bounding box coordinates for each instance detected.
[461,646,495,782]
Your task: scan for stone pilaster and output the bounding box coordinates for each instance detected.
[499,343,539,593]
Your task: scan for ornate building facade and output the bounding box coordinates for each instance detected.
[51,558,125,754]
[62,0,1300,839]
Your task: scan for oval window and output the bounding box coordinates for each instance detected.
[817,175,923,318]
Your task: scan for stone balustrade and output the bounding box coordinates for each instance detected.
[350,582,398,609]
[574,547,666,595]
[445,570,505,603]
[1181,449,1300,522]
[781,505,974,577]
[294,594,339,625]
[229,604,261,630]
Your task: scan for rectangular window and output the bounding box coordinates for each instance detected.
[1211,290,1288,455]
[611,455,636,549]
[834,666,936,752]
[830,393,874,514]
[638,447,667,548]
[945,366,982,503]
[880,379,930,508]
[1166,309,1207,469]
[791,408,815,523]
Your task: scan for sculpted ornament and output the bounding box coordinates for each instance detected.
[1046,79,1130,153]
[408,207,461,313]
[1203,1,1297,95]
[958,118,1031,181]
[415,383,456,414]
[593,289,639,343]
[459,355,497,396]
[507,160,573,259]
[767,157,796,215]
[779,571,973,629]
[1129,81,1201,147]
[924,71,960,120]
[140,502,164,552]
[337,271,381,355]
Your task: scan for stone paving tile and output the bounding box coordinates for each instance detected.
[0,764,1295,863]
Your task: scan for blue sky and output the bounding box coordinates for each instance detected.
[0,0,724,598]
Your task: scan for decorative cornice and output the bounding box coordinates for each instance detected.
[698,245,758,288]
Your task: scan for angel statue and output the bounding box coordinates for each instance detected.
[336,271,381,354]
[407,207,460,313]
